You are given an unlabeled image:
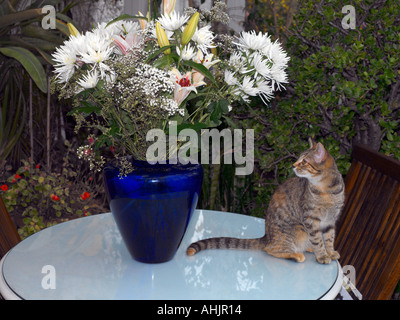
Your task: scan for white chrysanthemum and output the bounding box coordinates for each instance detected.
[228,51,244,70]
[270,64,288,90]
[262,40,290,69]
[64,33,87,57]
[224,70,239,86]
[234,31,271,51]
[256,78,274,103]
[158,11,189,31]
[176,44,196,60]
[52,45,77,83]
[192,26,215,53]
[119,21,140,35]
[93,22,116,38]
[83,31,112,54]
[252,52,271,78]
[77,69,99,90]
[241,76,259,96]
[80,32,113,78]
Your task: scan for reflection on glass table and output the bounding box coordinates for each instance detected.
[0,210,342,300]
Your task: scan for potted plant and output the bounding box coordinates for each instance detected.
[51,0,289,263]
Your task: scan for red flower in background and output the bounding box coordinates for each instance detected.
[1,184,8,191]
[81,192,90,200]
[14,174,22,179]
[51,194,60,201]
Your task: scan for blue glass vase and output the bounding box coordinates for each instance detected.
[103,157,203,263]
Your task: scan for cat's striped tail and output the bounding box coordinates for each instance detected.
[186,236,267,256]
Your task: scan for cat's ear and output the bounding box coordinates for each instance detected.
[314,142,327,163]
[308,137,317,148]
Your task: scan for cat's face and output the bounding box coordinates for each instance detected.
[293,139,327,180]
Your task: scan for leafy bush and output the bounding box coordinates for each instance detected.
[0,142,107,238]
[0,0,77,169]
[236,0,400,216]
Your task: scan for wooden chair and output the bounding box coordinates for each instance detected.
[336,144,400,300]
[0,195,20,259]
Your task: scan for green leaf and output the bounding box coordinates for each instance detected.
[67,101,101,115]
[181,60,217,86]
[0,46,47,93]
[106,14,147,28]
[55,19,70,36]
[177,123,209,133]
[145,45,176,64]
[0,8,43,29]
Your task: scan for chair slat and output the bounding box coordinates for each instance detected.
[336,144,400,300]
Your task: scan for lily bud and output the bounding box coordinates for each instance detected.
[138,11,147,30]
[181,12,199,46]
[156,22,171,55]
[163,0,176,15]
[67,22,80,37]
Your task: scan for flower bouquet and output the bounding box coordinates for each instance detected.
[51,0,289,263]
[51,0,289,170]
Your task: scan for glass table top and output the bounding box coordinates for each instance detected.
[1,210,341,299]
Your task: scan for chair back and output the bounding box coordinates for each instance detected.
[0,195,20,258]
[336,144,400,300]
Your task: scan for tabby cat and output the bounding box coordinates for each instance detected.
[187,139,345,264]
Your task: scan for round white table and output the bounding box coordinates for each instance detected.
[0,210,342,300]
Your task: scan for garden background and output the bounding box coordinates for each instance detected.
[0,0,399,250]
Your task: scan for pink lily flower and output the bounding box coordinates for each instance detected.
[171,68,206,105]
[112,32,143,55]
[192,50,220,84]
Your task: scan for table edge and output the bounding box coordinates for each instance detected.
[319,262,343,300]
[0,252,22,300]
[0,210,343,300]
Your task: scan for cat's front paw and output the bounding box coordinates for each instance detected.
[316,254,332,264]
[329,250,340,260]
